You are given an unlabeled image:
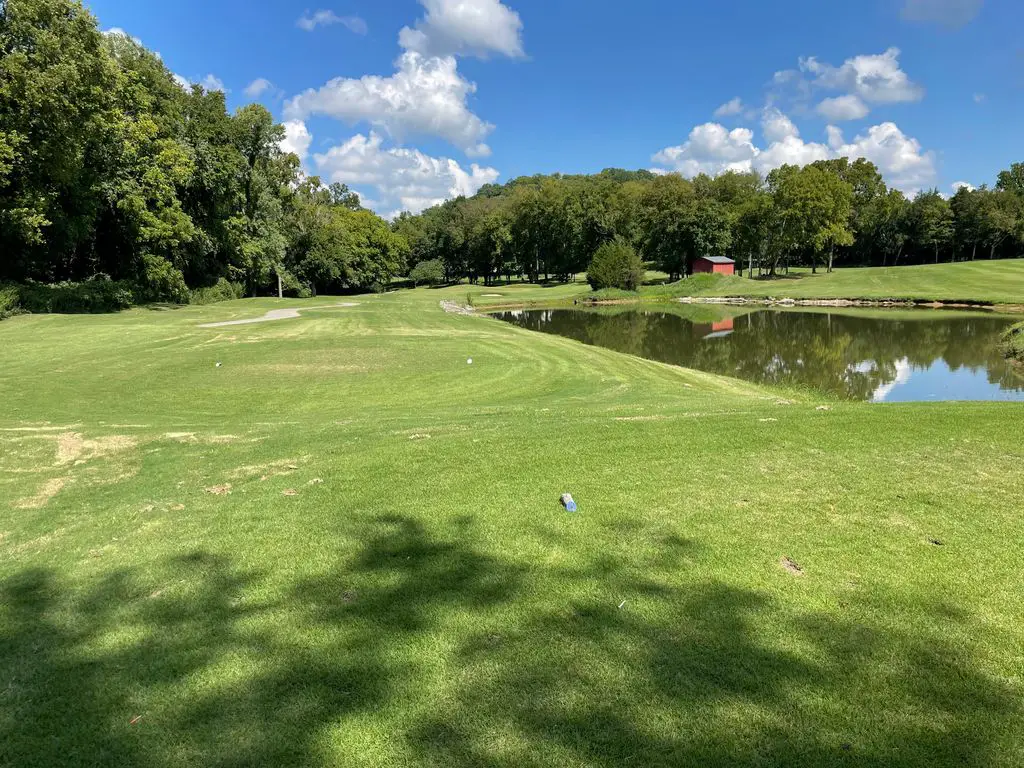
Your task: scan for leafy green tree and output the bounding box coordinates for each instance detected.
[978,190,1022,260]
[409,259,446,286]
[774,165,853,273]
[872,189,910,266]
[0,0,120,278]
[587,237,644,291]
[951,186,985,261]
[637,175,696,279]
[996,163,1024,197]
[910,190,954,264]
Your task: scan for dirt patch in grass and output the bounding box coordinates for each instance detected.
[781,557,805,576]
[228,459,304,481]
[56,432,136,466]
[163,432,248,445]
[205,484,233,496]
[6,431,139,508]
[14,478,68,509]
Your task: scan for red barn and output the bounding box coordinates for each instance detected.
[692,256,736,276]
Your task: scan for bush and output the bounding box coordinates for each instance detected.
[278,269,312,299]
[409,259,446,287]
[0,285,21,320]
[15,279,136,314]
[587,238,644,291]
[190,278,245,305]
[137,254,190,304]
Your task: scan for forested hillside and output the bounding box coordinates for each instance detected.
[2,0,1022,310]
[395,162,1024,285]
[0,0,407,310]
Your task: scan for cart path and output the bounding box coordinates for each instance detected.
[198,304,359,328]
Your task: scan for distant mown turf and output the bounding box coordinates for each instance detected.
[469,259,1024,309]
[1,287,1022,767]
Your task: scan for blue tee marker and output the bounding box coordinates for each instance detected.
[560,494,578,512]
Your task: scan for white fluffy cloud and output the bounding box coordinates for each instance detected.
[761,108,800,142]
[713,97,745,118]
[171,73,227,92]
[755,109,831,171]
[901,0,983,28]
[285,52,493,156]
[280,120,314,162]
[651,124,759,177]
[952,180,976,193]
[816,94,870,121]
[296,11,368,34]
[399,0,524,59]
[199,74,227,93]
[653,110,936,194]
[245,78,275,98]
[800,48,924,105]
[313,131,500,216]
[826,122,937,192]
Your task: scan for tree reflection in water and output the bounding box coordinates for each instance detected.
[494,306,1024,401]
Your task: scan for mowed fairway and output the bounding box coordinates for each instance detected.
[702,260,1024,305]
[1,288,1022,767]
[470,259,1024,309]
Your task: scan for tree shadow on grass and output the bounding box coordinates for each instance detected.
[0,516,1019,767]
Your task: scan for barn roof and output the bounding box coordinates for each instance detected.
[698,256,736,265]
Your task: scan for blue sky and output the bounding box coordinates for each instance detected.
[89,0,1023,216]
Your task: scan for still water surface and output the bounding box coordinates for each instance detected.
[493,306,1024,402]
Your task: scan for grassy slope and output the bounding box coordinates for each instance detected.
[1,289,1022,767]
[704,260,1024,304]
[469,259,1024,309]
[1002,321,1024,361]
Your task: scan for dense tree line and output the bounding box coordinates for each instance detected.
[399,161,1024,285]
[0,0,407,305]
[4,1,1023,307]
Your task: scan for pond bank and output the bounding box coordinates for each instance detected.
[1002,322,1024,363]
[675,296,1015,310]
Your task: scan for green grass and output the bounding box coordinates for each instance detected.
[1,288,1022,767]
[469,260,1024,309]
[702,260,1024,305]
[1001,321,1024,362]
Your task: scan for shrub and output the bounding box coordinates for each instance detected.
[190,278,245,305]
[587,238,644,291]
[137,254,190,304]
[279,269,312,298]
[409,259,446,287]
[0,285,21,320]
[15,279,136,314]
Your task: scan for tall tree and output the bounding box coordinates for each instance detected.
[910,190,954,264]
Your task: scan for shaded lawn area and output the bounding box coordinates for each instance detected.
[1,290,1022,766]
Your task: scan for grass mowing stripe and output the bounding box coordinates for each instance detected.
[0,287,1021,766]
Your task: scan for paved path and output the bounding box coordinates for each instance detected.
[198,304,359,328]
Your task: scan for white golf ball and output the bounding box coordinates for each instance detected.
[467,358,473,365]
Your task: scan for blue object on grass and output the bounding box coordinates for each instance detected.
[560,493,578,512]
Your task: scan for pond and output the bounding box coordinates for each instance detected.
[492,305,1024,402]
